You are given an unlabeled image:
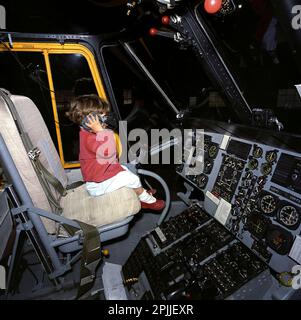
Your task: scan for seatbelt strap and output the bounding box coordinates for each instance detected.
[75,220,102,299]
[66,181,84,190]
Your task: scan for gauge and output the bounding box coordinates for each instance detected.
[197,174,208,189]
[261,163,272,176]
[265,150,277,163]
[246,212,270,239]
[248,158,258,171]
[277,204,301,230]
[253,146,263,158]
[204,159,213,174]
[208,144,218,159]
[266,225,293,255]
[260,194,277,215]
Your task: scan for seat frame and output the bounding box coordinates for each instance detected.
[0,133,134,292]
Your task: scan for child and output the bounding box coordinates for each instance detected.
[67,94,165,211]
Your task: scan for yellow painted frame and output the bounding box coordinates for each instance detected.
[0,42,107,168]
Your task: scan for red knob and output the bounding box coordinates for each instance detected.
[204,0,222,14]
[149,28,158,36]
[162,16,170,25]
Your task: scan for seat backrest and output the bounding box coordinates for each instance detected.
[0,94,52,213]
[11,95,68,189]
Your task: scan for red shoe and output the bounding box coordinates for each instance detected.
[141,199,165,211]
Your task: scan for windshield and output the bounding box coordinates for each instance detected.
[195,1,301,135]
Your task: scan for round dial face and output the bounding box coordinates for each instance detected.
[248,158,258,171]
[261,163,272,176]
[208,144,218,159]
[253,146,263,158]
[266,225,293,255]
[260,194,277,215]
[278,205,300,229]
[246,213,269,239]
[197,174,208,189]
[265,150,277,163]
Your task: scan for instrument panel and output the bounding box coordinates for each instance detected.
[176,132,301,273]
[122,205,267,300]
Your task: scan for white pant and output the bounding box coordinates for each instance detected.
[86,165,141,197]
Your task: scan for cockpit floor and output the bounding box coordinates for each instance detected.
[1,201,187,300]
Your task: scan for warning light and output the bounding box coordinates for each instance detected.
[204,0,222,14]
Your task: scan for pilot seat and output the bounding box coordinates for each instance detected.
[0,88,144,298]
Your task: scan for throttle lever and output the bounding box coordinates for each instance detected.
[149,28,184,42]
[149,28,174,39]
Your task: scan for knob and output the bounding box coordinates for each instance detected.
[102,249,110,257]
[162,16,170,25]
[292,173,298,181]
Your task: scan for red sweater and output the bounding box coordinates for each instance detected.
[79,129,124,183]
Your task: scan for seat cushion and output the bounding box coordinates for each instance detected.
[61,186,141,227]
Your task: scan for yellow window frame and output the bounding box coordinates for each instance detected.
[0,42,107,168]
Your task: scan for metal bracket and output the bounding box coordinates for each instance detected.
[28,147,41,161]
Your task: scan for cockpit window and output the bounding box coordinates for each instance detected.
[195,2,301,135]
[102,44,178,132]
[0,51,57,144]
[49,53,98,163]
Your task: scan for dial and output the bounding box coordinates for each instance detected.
[260,194,277,215]
[248,158,258,171]
[277,205,301,230]
[266,225,293,255]
[208,144,218,159]
[197,174,208,189]
[253,146,263,158]
[265,150,277,163]
[204,159,213,174]
[246,212,270,239]
[261,163,272,176]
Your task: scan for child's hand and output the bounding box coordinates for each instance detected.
[85,114,104,133]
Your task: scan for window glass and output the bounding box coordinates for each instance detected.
[49,53,97,162]
[195,2,301,134]
[0,51,56,144]
[102,45,184,133]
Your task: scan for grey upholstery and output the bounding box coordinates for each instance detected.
[0,93,141,234]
